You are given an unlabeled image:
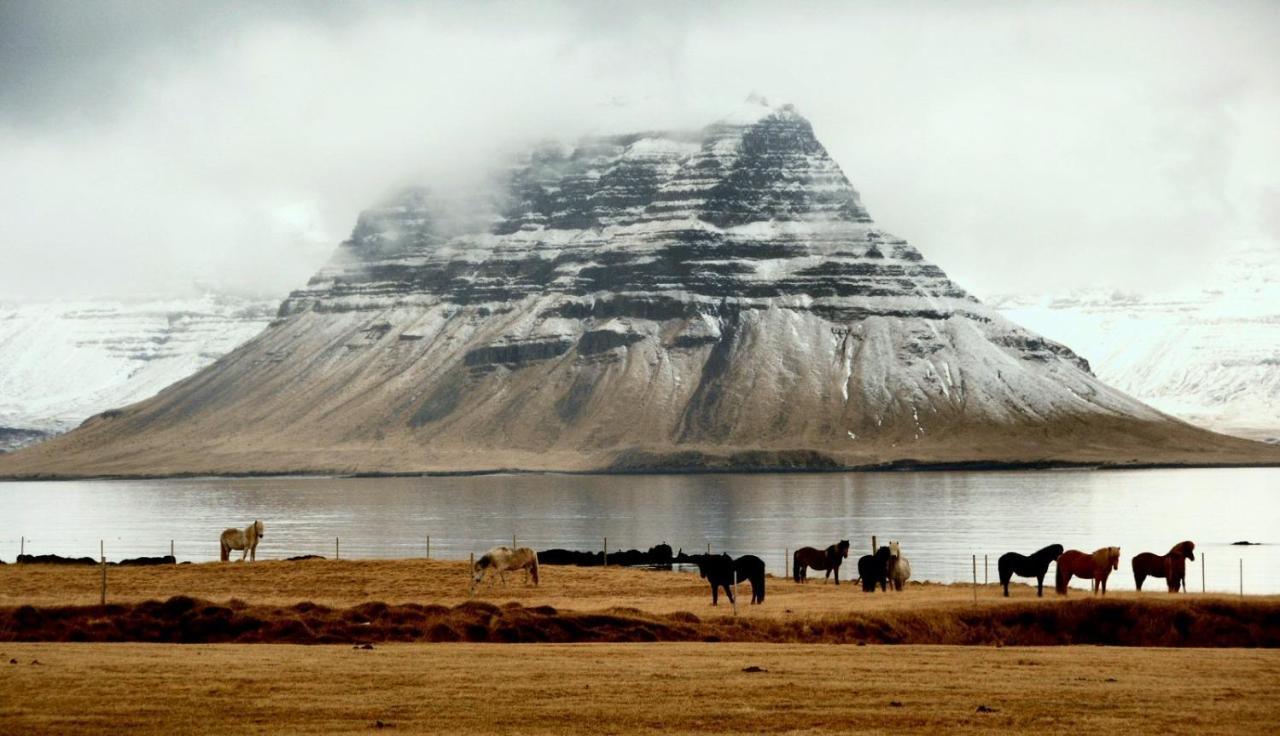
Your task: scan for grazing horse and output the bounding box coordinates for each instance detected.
[1055,547,1120,595]
[997,544,1064,597]
[792,540,851,584]
[734,555,767,604]
[693,554,737,605]
[1132,541,1195,593]
[856,546,892,592]
[472,546,540,587]
[887,541,911,591]
[219,520,264,562]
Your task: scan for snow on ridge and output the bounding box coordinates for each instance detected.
[0,294,278,438]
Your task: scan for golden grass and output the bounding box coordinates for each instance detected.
[2,560,1276,647]
[1,642,1278,735]
[5,557,1268,617]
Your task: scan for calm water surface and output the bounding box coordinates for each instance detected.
[1,468,1276,592]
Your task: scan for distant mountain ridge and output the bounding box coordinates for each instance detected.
[989,244,1280,444]
[0,295,276,450]
[3,99,1274,476]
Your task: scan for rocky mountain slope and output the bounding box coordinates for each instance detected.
[0,295,276,450]
[3,99,1274,476]
[989,245,1280,444]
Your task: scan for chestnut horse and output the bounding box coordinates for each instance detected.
[792,540,851,585]
[1055,547,1120,595]
[1132,541,1195,592]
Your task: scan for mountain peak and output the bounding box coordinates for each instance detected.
[4,107,1272,477]
[716,94,801,127]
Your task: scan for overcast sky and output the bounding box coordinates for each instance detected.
[1,0,1276,301]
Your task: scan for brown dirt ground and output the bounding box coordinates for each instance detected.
[1,642,1277,735]
[5,558,1264,615]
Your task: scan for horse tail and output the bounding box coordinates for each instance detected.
[531,551,540,586]
[220,538,229,562]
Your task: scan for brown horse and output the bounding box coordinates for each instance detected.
[1055,547,1120,595]
[1132,541,1195,592]
[792,540,851,585]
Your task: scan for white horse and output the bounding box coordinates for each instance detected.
[472,546,540,588]
[220,520,264,562]
[887,540,911,591]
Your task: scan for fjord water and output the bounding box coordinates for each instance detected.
[1,468,1276,593]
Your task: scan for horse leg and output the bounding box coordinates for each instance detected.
[240,546,248,562]
[834,565,840,586]
[1134,571,1145,591]
[710,582,718,606]
[1035,574,1043,597]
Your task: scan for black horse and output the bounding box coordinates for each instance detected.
[856,546,892,592]
[734,555,766,604]
[997,544,1064,597]
[792,540,851,584]
[693,554,767,605]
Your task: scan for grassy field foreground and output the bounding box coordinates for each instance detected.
[1,642,1277,735]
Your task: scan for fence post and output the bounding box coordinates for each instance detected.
[732,569,738,617]
[335,537,340,561]
[170,539,175,559]
[984,554,988,585]
[706,542,711,555]
[100,540,107,606]
[972,554,977,605]
[603,537,608,567]
[1201,553,1205,593]
[513,534,517,549]
[20,535,24,556]
[871,535,877,554]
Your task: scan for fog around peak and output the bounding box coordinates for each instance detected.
[1,0,1276,301]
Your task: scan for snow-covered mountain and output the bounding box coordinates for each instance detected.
[2,99,1273,476]
[989,245,1280,443]
[0,295,277,449]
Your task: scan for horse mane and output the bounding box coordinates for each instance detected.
[1033,544,1064,560]
[1170,540,1195,558]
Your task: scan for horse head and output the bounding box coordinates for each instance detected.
[837,540,850,558]
[1108,547,1120,569]
[472,554,490,584]
[888,541,901,560]
[255,520,264,538]
[1177,541,1195,561]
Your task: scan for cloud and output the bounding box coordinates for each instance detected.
[0,0,1277,300]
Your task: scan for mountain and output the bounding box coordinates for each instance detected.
[0,295,277,450]
[3,99,1274,476]
[989,244,1280,444]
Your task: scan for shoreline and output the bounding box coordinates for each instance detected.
[5,457,1280,482]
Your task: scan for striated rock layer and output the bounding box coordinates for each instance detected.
[4,100,1275,476]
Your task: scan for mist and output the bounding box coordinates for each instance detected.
[1,0,1276,302]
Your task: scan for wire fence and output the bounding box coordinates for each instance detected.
[1,534,1265,597]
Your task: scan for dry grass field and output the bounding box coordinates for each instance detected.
[2,560,1277,734]
[1,642,1277,735]
[2,557,1261,615]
